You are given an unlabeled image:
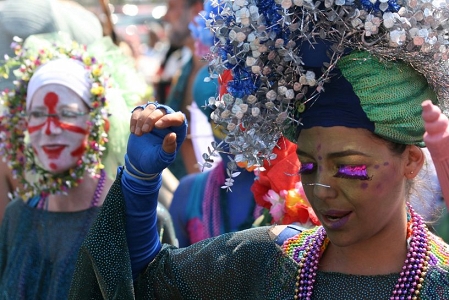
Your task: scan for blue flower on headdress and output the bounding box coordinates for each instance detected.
[359,0,400,12]
[189,0,218,48]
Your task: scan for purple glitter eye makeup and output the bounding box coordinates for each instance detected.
[299,162,315,174]
[334,165,372,180]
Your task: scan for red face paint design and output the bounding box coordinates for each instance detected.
[27,92,89,136]
[42,145,65,159]
[27,84,90,173]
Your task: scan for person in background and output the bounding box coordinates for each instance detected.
[169,90,260,246]
[169,1,317,245]
[187,0,220,169]
[69,0,449,299]
[422,100,449,241]
[0,160,18,221]
[0,0,103,92]
[157,0,206,179]
[0,33,146,299]
[0,0,104,222]
[137,22,169,87]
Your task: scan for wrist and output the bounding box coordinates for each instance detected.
[124,158,160,180]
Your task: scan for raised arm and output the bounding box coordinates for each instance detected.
[122,103,187,279]
[422,100,449,208]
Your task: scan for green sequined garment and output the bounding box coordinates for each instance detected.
[69,177,449,299]
[0,199,99,299]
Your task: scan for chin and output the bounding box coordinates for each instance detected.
[326,229,366,248]
[41,162,75,174]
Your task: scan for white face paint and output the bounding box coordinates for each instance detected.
[27,84,90,173]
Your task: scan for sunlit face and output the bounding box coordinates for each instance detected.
[27,84,90,173]
[296,126,409,247]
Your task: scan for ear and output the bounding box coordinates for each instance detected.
[103,118,110,133]
[404,145,424,179]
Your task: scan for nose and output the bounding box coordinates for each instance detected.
[45,117,62,135]
[305,170,337,200]
[311,182,337,200]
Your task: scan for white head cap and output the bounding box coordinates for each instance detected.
[26,58,92,110]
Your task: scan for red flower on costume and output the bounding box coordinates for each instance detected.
[251,136,320,226]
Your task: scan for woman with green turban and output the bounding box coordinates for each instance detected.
[69,0,449,299]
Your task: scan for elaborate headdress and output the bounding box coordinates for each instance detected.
[201,0,449,179]
[0,33,147,200]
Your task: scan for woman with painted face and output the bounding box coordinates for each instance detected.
[69,0,449,299]
[0,34,147,299]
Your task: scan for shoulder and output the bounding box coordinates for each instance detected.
[178,172,202,187]
[214,225,314,251]
[174,171,209,197]
[270,224,318,246]
[4,198,26,214]
[1,199,27,230]
[170,172,208,216]
[422,233,449,298]
[428,231,449,267]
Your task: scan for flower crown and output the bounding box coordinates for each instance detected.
[200,0,449,176]
[0,37,109,200]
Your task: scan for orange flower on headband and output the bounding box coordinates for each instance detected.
[251,136,320,226]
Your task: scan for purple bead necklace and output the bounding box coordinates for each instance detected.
[37,169,106,209]
[294,203,430,300]
[90,169,106,207]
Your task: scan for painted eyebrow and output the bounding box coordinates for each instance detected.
[296,148,371,159]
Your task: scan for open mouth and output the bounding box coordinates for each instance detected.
[325,212,350,221]
[322,211,352,229]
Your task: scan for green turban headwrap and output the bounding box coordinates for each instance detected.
[298,51,438,147]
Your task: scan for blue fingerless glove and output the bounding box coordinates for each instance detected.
[125,103,187,176]
[121,102,187,280]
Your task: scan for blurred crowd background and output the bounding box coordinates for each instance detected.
[86,0,170,86]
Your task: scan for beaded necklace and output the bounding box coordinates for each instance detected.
[286,203,430,300]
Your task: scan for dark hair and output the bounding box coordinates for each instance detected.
[385,140,408,156]
[186,0,204,7]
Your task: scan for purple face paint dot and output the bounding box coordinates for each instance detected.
[318,156,322,160]
[374,165,380,169]
[318,166,323,172]
[317,144,321,151]
[383,162,389,166]
[361,182,368,189]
